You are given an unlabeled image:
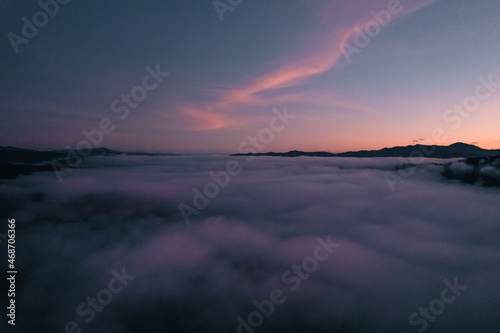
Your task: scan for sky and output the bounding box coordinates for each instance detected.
[1,0,500,153]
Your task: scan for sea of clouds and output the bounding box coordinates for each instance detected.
[1,155,499,333]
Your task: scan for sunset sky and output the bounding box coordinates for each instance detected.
[1,0,500,153]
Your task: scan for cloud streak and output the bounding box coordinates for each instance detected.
[177,0,439,130]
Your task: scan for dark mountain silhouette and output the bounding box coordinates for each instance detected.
[0,146,176,179]
[2,143,499,180]
[233,142,500,159]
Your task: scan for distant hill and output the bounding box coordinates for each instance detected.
[2,143,500,180]
[0,146,176,179]
[232,142,500,159]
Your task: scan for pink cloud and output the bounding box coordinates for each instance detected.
[175,0,439,130]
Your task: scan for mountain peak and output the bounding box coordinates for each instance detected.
[450,142,475,147]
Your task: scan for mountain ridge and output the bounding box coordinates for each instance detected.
[0,146,177,179]
[232,142,500,159]
[1,143,500,180]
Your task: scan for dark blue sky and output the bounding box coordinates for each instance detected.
[1,0,500,153]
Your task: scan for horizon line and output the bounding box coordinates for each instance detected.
[2,141,500,156]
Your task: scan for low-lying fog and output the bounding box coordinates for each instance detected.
[1,155,499,332]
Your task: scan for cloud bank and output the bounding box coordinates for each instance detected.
[1,155,499,332]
